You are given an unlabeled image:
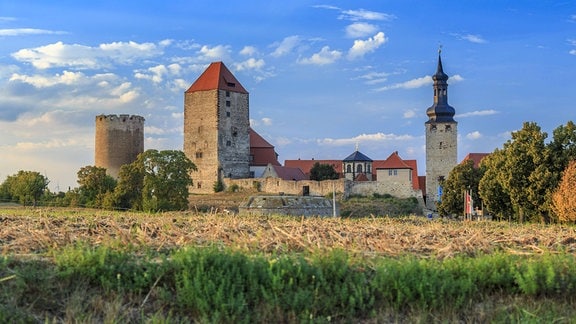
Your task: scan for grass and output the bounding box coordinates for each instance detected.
[1,206,576,322]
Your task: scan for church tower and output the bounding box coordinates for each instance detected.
[425,50,457,210]
[183,62,251,193]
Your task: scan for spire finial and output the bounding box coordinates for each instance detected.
[355,141,359,152]
[438,44,443,56]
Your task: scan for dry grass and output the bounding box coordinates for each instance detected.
[1,206,575,259]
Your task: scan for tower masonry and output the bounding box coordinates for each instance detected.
[95,114,145,178]
[183,62,251,193]
[425,51,457,210]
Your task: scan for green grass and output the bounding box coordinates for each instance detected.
[1,244,576,322]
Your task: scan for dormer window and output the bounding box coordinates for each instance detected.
[227,82,236,87]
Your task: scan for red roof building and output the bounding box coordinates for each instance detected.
[185,61,248,94]
[250,128,280,167]
[461,153,490,168]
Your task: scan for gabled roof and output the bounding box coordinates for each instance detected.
[343,150,372,162]
[461,153,490,168]
[250,128,280,166]
[185,62,248,94]
[379,151,412,169]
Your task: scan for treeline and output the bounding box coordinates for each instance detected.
[0,150,196,212]
[438,121,576,223]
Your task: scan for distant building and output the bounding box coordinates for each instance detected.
[343,149,373,181]
[461,153,490,168]
[261,164,308,181]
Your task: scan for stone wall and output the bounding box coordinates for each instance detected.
[94,114,144,178]
[224,178,347,197]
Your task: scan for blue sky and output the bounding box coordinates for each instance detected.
[1,1,575,191]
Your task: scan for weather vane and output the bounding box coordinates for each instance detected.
[438,44,443,55]
[355,141,359,152]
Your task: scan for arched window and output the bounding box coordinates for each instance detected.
[357,164,363,173]
[346,164,352,173]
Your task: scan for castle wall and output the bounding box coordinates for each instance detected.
[425,122,457,209]
[224,178,347,197]
[94,114,144,178]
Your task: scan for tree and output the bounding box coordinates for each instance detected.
[552,160,576,223]
[437,160,484,217]
[478,148,514,221]
[2,170,49,206]
[113,162,144,210]
[115,149,196,212]
[76,166,117,208]
[309,162,339,181]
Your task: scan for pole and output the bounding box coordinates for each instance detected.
[332,182,336,217]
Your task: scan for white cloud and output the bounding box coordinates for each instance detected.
[250,117,273,127]
[271,36,300,57]
[11,40,166,70]
[197,44,231,61]
[457,109,498,118]
[571,49,576,55]
[375,75,432,91]
[298,46,342,65]
[10,70,86,87]
[261,117,273,126]
[318,132,415,146]
[466,131,483,140]
[0,28,67,36]
[460,34,487,44]
[403,109,418,119]
[239,46,258,56]
[339,9,395,21]
[345,22,378,38]
[134,63,182,83]
[234,58,265,71]
[348,32,387,59]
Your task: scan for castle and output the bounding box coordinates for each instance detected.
[182,52,459,211]
[95,52,461,212]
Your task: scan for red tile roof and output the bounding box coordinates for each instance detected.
[185,62,248,94]
[461,153,490,168]
[373,151,420,190]
[284,160,343,177]
[250,128,280,166]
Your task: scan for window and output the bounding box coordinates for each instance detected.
[195,152,203,158]
[394,170,398,176]
[226,100,231,107]
[226,91,230,97]
[445,125,451,131]
[388,170,392,176]
[346,164,352,173]
[226,111,230,117]
[227,82,236,87]
[226,140,231,146]
[356,164,363,173]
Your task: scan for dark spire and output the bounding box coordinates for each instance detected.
[426,48,456,123]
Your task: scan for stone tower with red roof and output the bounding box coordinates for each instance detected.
[425,50,458,210]
[184,62,251,193]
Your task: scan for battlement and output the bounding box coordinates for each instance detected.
[95,114,145,123]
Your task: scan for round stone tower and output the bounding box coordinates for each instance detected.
[95,114,145,178]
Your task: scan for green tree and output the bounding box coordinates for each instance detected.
[115,149,196,212]
[499,122,551,222]
[478,149,514,221]
[76,166,117,208]
[437,160,484,217]
[114,162,145,210]
[309,162,339,181]
[2,170,49,206]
